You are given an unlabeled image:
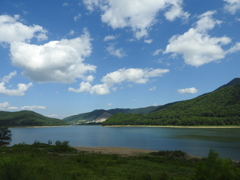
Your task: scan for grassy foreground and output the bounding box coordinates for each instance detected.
[0,141,240,180]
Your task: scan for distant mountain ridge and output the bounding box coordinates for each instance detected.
[64,78,240,125]
[102,78,240,126]
[0,110,67,127]
[63,106,160,124]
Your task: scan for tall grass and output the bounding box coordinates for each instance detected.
[0,141,239,180]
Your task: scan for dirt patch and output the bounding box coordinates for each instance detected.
[73,146,159,157]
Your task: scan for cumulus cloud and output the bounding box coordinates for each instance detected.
[21,106,46,110]
[1,71,17,83]
[69,68,169,95]
[164,11,232,67]
[224,0,240,14]
[83,0,189,39]
[0,14,47,44]
[107,103,113,106]
[0,71,33,96]
[106,44,126,58]
[0,102,45,110]
[0,102,11,109]
[104,35,118,41]
[178,87,198,94]
[164,0,189,21]
[0,82,33,96]
[227,42,240,54]
[10,30,96,83]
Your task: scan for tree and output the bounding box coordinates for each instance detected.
[194,149,240,180]
[0,127,12,146]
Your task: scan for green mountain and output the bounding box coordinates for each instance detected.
[102,78,240,126]
[0,110,67,127]
[63,106,159,124]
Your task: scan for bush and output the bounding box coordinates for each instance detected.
[194,149,240,180]
[0,127,12,146]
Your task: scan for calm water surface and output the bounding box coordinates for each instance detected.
[9,126,240,161]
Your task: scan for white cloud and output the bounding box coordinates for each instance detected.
[21,106,46,110]
[104,35,118,41]
[1,71,17,83]
[224,0,240,14]
[10,29,96,83]
[0,82,33,96]
[178,87,198,94]
[0,14,47,44]
[68,81,92,93]
[0,102,45,110]
[8,106,18,110]
[153,103,158,106]
[69,82,110,95]
[101,68,169,86]
[106,44,126,58]
[69,68,169,95]
[74,14,81,21]
[0,102,18,110]
[144,39,153,44]
[90,83,110,95]
[107,103,113,106]
[149,86,156,91]
[83,0,189,39]
[0,102,10,109]
[164,0,189,21]
[47,114,59,117]
[227,42,240,54]
[153,49,163,56]
[164,11,232,67]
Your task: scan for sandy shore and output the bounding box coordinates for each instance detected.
[104,125,240,128]
[73,146,158,156]
[72,146,202,159]
[10,125,70,128]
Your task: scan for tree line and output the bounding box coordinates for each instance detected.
[103,84,240,126]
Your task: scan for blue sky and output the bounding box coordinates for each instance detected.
[0,0,240,119]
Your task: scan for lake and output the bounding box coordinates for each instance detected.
[9,125,240,161]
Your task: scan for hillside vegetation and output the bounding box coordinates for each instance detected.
[1,141,239,179]
[0,110,67,127]
[103,83,240,126]
[63,106,159,124]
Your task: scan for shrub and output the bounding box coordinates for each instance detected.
[194,149,240,180]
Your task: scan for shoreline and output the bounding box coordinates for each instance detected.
[9,125,70,128]
[103,125,240,128]
[72,146,202,159]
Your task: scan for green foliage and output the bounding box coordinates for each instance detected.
[0,143,239,180]
[149,150,187,158]
[0,110,67,127]
[194,149,240,180]
[103,84,240,126]
[63,106,159,124]
[0,127,12,146]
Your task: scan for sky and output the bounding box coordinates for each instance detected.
[0,0,240,119]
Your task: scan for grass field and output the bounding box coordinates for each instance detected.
[0,141,239,180]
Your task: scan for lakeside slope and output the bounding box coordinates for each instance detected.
[103,79,240,126]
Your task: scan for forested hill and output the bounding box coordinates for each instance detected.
[0,110,67,127]
[102,83,240,126]
[63,106,159,124]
